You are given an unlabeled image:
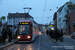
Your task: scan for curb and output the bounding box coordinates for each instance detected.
[47,35,75,45]
[46,35,75,50]
[0,39,17,49]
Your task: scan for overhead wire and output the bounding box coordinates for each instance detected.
[42,0,47,24]
[1,3,21,10]
[21,0,26,7]
[42,0,47,18]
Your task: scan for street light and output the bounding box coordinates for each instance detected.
[23,7,32,13]
[50,9,51,11]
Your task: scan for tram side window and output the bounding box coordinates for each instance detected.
[30,25,32,34]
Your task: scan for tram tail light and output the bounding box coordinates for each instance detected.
[27,36,31,39]
[17,36,21,39]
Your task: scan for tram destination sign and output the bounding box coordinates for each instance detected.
[19,22,29,25]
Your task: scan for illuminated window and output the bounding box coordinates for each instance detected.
[20,26,25,32]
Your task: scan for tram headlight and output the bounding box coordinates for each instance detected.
[27,36,31,39]
[17,36,21,39]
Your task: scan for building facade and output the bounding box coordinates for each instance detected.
[56,2,71,33]
[53,12,57,30]
[67,10,75,34]
[7,12,38,32]
[7,13,33,26]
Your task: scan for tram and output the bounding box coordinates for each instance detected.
[17,20,39,42]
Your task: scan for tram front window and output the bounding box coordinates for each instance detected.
[19,25,29,35]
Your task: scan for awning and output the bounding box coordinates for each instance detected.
[72,21,75,25]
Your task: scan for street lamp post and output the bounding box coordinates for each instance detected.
[23,7,32,13]
[23,7,32,20]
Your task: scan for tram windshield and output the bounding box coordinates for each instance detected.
[19,25,29,35]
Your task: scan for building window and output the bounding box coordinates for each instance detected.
[14,21,15,23]
[9,18,11,19]
[22,18,24,19]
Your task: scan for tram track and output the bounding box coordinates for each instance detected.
[40,42,50,50]
[40,34,57,50]
[23,45,30,50]
[40,35,51,50]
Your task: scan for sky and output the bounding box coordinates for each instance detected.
[0,0,70,24]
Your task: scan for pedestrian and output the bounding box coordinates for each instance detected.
[48,29,51,37]
[1,28,7,44]
[53,30,55,39]
[15,30,17,39]
[55,29,58,42]
[61,29,63,37]
[49,30,53,38]
[46,29,48,35]
[0,34,2,43]
[57,29,61,41]
[8,28,12,42]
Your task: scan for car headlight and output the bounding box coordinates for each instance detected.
[17,36,21,39]
[27,36,31,39]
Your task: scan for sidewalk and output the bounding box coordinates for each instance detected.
[47,35,75,50]
[47,35,72,45]
[0,39,17,49]
[63,34,71,37]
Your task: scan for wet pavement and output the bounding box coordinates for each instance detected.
[2,34,75,50]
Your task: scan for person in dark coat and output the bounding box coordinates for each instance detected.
[8,29,12,42]
[15,30,17,38]
[46,29,48,35]
[49,30,53,38]
[1,28,7,44]
[53,30,55,39]
[61,29,63,37]
[57,29,61,41]
[55,29,58,42]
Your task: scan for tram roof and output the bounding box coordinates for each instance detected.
[19,20,32,23]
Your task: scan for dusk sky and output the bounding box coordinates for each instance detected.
[0,0,70,24]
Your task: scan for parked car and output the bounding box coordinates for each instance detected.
[71,32,75,39]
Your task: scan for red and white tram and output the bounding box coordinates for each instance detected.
[17,20,39,42]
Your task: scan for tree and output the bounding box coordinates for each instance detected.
[1,16,6,20]
[67,4,75,10]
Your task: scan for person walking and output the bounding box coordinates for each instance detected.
[46,29,48,35]
[60,29,64,42]
[53,30,55,39]
[15,30,17,39]
[1,28,7,44]
[8,28,12,42]
[55,29,58,42]
[61,29,63,37]
[49,30,53,39]
[57,29,61,41]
